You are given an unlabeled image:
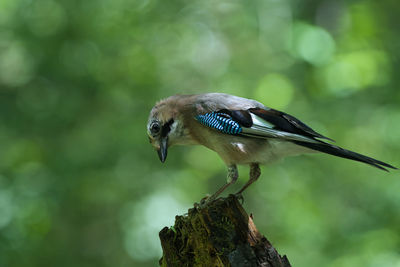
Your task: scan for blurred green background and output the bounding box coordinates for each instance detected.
[0,0,399,266]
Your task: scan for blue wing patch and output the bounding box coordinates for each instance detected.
[196,112,242,135]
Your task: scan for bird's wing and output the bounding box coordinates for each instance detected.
[195,108,397,171]
[195,108,332,144]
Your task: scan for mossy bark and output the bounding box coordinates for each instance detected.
[159,195,291,267]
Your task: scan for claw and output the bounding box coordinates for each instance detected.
[234,193,244,204]
[195,194,214,209]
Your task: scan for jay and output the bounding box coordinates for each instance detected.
[147,93,396,202]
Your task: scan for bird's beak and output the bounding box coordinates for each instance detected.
[157,137,168,163]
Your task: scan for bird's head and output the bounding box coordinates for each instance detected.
[147,96,192,163]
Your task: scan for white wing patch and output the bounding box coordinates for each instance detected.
[241,114,320,144]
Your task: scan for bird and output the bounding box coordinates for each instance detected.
[147,93,396,202]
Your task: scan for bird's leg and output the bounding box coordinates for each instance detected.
[236,163,261,195]
[204,164,238,204]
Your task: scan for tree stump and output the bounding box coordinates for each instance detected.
[159,194,291,267]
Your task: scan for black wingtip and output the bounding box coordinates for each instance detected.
[368,158,397,170]
[372,164,389,172]
[371,163,397,172]
[385,164,398,170]
[294,141,397,172]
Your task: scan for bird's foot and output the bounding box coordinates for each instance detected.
[194,194,218,209]
[194,195,210,209]
[233,193,244,204]
[200,194,210,205]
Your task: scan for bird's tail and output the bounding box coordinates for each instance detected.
[294,141,397,171]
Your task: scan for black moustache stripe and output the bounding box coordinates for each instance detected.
[161,119,174,137]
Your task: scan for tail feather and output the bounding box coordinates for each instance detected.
[294,141,397,171]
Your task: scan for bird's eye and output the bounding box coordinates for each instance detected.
[150,122,161,134]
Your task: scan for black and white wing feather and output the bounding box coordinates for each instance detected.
[195,107,397,171]
[196,108,330,143]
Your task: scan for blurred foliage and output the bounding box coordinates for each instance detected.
[0,0,399,266]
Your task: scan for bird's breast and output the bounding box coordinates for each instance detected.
[200,133,312,165]
[203,135,274,165]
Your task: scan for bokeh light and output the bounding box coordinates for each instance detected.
[290,22,336,66]
[254,73,294,109]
